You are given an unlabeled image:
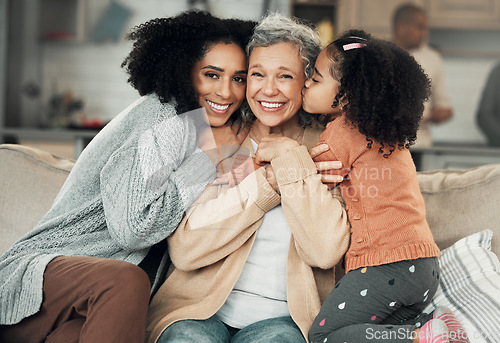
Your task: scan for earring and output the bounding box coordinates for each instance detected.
[332,102,343,110]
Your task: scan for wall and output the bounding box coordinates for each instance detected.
[39,0,288,124]
[0,0,6,127]
[33,1,500,145]
[429,28,500,145]
[432,56,497,145]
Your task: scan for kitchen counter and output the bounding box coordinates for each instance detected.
[0,127,100,159]
[411,143,500,171]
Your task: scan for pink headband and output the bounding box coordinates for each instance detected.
[343,42,367,51]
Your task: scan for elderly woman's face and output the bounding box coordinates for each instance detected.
[191,42,248,127]
[247,42,305,128]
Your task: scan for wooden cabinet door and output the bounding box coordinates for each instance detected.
[337,0,500,34]
[336,0,425,39]
[425,0,500,29]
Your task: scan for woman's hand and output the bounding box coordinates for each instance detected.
[265,164,279,194]
[309,144,344,184]
[255,134,300,165]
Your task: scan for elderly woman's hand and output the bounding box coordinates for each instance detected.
[309,144,344,184]
[265,164,279,194]
[254,134,300,165]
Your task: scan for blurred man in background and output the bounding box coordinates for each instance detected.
[476,62,500,146]
[393,3,453,147]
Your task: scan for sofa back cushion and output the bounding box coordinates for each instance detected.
[0,144,74,255]
[1,143,500,259]
[418,163,500,256]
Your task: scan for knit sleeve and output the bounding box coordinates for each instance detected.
[168,167,281,271]
[100,116,216,250]
[271,145,350,269]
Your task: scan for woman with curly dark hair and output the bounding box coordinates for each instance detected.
[0,10,255,343]
[298,30,460,343]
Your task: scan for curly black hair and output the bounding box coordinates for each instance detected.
[121,10,256,117]
[326,29,431,153]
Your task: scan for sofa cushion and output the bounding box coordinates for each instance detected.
[426,230,500,343]
[418,164,500,256]
[0,144,74,255]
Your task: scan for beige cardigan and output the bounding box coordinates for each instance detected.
[146,127,350,342]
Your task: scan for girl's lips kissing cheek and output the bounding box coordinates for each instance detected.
[206,100,231,114]
[259,101,285,112]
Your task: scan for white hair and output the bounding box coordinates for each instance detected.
[247,12,322,79]
[241,13,322,127]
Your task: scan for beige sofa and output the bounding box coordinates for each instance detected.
[1,143,500,341]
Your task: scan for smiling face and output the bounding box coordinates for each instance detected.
[246,42,305,128]
[302,49,342,116]
[191,42,247,127]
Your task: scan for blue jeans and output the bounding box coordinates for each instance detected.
[157,315,305,343]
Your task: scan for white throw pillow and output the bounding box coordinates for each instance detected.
[425,230,500,343]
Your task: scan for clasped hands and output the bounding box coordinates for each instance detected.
[255,134,343,193]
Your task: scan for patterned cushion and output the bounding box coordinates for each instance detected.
[426,230,500,343]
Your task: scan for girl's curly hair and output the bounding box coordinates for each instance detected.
[121,10,256,116]
[326,29,431,153]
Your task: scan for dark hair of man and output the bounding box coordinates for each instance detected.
[392,3,425,32]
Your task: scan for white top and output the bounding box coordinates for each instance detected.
[410,44,452,147]
[216,139,291,328]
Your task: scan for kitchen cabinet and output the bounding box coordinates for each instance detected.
[336,0,500,39]
[39,0,86,42]
[291,0,337,24]
[290,0,338,45]
[336,0,414,39]
[424,0,500,30]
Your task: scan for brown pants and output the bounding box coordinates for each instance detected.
[0,256,151,343]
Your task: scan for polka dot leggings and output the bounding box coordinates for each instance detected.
[309,257,439,343]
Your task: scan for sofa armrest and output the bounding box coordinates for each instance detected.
[0,144,74,255]
[418,163,500,256]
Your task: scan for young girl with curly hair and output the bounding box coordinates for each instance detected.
[303,30,467,343]
[0,10,254,343]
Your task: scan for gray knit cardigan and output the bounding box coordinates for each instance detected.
[0,94,216,325]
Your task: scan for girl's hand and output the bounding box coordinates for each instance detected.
[255,134,300,165]
[309,144,344,184]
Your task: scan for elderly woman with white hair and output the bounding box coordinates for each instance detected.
[146,13,350,343]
